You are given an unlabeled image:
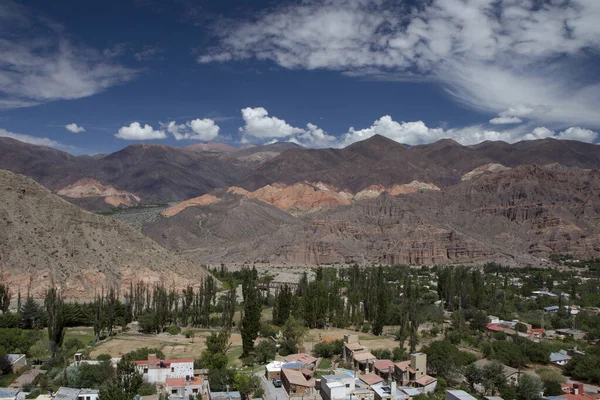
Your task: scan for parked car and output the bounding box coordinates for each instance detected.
[272,378,282,388]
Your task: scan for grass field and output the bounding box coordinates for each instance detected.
[64,327,96,346]
[318,358,332,370]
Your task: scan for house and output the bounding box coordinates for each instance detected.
[550,351,572,366]
[360,372,385,387]
[134,354,194,384]
[166,377,205,399]
[6,355,26,372]
[371,381,400,400]
[284,353,318,370]
[473,360,520,387]
[320,371,361,400]
[561,382,586,395]
[393,353,428,387]
[209,391,242,400]
[532,291,558,298]
[531,329,545,340]
[545,306,560,313]
[373,360,395,379]
[486,324,505,333]
[281,368,315,397]
[556,329,587,340]
[265,360,285,379]
[54,388,99,400]
[488,316,500,324]
[414,375,438,394]
[0,389,19,400]
[446,390,477,400]
[353,352,377,372]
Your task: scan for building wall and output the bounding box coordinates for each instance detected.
[142,362,194,384]
[411,354,426,380]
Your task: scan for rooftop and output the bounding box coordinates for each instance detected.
[284,353,317,365]
[360,372,384,386]
[447,390,478,400]
[353,352,376,362]
[165,377,202,387]
[373,359,395,371]
[282,368,315,387]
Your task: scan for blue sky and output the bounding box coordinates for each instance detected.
[0,0,599,155]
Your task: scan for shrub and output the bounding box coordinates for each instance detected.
[96,354,111,361]
[183,330,194,339]
[166,326,181,335]
[122,348,165,362]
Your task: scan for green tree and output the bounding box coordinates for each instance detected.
[482,361,506,395]
[279,316,307,356]
[543,380,563,397]
[465,364,482,393]
[20,296,42,329]
[255,340,277,364]
[516,374,543,400]
[98,359,143,400]
[0,284,11,314]
[240,268,262,357]
[45,287,65,356]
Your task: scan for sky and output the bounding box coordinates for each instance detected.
[0,0,599,155]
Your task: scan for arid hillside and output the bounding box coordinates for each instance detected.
[145,164,600,266]
[0,170,212,299]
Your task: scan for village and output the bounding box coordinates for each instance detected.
[1,263,599,400]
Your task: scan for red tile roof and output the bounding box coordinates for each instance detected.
[284,353,317,365]
[166,377,202,387]
[486,323,505,332]
[415,375,437,386]
[395,361,411,371]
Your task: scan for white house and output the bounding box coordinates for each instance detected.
[550,351,572,366]
[134,354,194,384]
[54,388,99,400]
[321,372,357,400]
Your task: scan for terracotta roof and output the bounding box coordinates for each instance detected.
[395,360,411,371]
[415,375,437,386]
[284,353,317,364]
[360,373,384,386]
[486,323,505,332]
[282,369,315,387]
[301,369,314,377]
[373,360,395,371]
[531,329,545,334]
[353,352,376,362]
[166,377,202,387]
[559,394,600,400]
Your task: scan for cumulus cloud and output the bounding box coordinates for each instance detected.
[237,110,599,148]
[0,0,137,109]
[0,128,73,151]
[165,118,220,141]
[199,0,600,127]
[239,107,304,139]
[65,123,85,133]
[557,127,598,143]
[489,116,523,125]
[115,122,167,140]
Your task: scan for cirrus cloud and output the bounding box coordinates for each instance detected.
[0,0,137,109]
[199,0,600,128]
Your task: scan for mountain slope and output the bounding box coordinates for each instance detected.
[0,170,211,299]
[144,164,600,266]
[242,135,460,191]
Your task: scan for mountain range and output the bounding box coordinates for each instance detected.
[3,135,600,270]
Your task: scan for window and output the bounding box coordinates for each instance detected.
[171,390,178,394]
[192,389,198,394]
[345,384,350,388]
[143,368,148,373]
[171,367,175,372]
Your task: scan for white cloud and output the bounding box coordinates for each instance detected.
[557,127,598,143]
[239,107,304,139]
[165,118,220,141]
[0,127,72,151]
[199,0,600,127]
[65,123,85,133]
[0,1,137,109]
[489,116,523,125]
[115,122,167,140]
[240,111,599,148]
